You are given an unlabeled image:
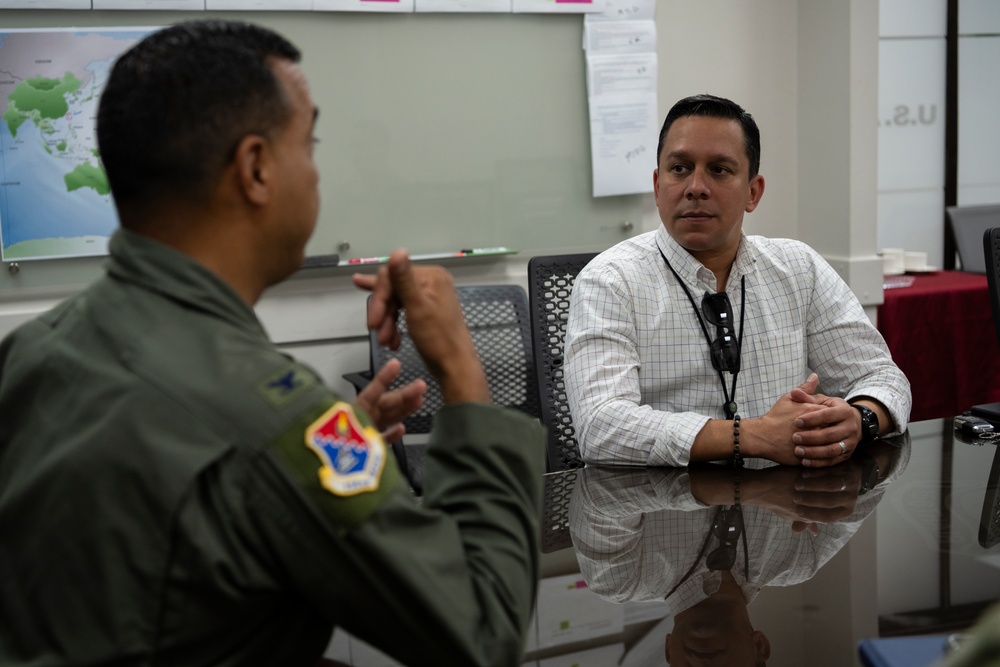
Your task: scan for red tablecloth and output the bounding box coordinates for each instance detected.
[877,271,1000,421]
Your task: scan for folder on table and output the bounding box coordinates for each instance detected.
[858,635,950,667]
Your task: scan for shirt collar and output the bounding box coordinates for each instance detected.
[105,228,268,339]
[654,225,757,291]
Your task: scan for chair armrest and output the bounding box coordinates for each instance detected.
[342,369,414,492]
[342,371,373,395]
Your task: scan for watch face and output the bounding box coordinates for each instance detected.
[856,405,879,440]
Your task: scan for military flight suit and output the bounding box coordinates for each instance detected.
[0,229,546,667]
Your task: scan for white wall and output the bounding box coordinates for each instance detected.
[1,1,885,391]
[0,2,803,379]
[958,1,1000,206]
[655,0,799,243]
[877,0,947,269]
[798,0,883,307]
[877,0,1000,269]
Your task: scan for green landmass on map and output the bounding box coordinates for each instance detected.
[3,72,82,138]
[64,161,110,196]
[2,235,109,260]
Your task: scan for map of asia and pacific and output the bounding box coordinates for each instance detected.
[0,28,154,262]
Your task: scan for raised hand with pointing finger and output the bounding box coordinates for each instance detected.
[353,249,490,405]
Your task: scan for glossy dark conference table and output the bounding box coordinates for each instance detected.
[526,420,1000,667]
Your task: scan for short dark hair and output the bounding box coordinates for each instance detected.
[655,94,761,178]
[96,20,301,221]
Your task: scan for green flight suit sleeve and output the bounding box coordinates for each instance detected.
[249,402,546,667]
[938,602,1000,667]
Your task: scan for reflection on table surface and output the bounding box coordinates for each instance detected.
[532,422,1000,667]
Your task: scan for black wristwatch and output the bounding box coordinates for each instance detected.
[852,403,880,445]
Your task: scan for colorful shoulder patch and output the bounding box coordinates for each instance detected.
[304,402,386,496]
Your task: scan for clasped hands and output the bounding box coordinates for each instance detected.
[757,372,861,468]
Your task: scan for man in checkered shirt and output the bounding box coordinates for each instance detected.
[565,94,910,469]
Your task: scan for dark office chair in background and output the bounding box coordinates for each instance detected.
[527,253,597,472]
[980,447,1000,549]
[976,228,1000,549]
[947,204,1000,273]
[983,227,1000,348]
[973,227,1000,425]
[970,228,1000,427]
[344,284,541,494]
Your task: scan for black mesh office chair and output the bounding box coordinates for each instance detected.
[984,228,1000,346]
[970,228,1000,428]
[527,253,597,472]
[947,205,1000,273]
[540,468,580,553]
[344,284,541,494]
[980,447,1000,549]
[973,229,1000,548]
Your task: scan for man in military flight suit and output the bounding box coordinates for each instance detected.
[0,20,545,667]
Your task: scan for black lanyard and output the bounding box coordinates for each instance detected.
[665,474,749,600]
[657,246,746,420]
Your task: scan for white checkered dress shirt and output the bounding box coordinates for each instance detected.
[565,226,911,467]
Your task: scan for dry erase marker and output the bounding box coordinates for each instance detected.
[348,257,387,265]
[459,247,508,254]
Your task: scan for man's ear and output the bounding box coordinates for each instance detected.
[753,629,772,662]
[745,173,765,213]
[233,134,271,206]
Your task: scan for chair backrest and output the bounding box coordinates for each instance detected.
[369,284,541,435]
[984,228,1000,352]
[527,253,598,471]
[948,204,1000,273]
[978,445,1000,549]
[540,468,580,553]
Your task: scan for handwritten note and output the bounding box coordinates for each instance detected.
[583,20,657,54]
[584,2,657,197]
[584,0,656,21]
[585,47,657,196]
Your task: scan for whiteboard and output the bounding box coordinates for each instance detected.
[0,9,645,292]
